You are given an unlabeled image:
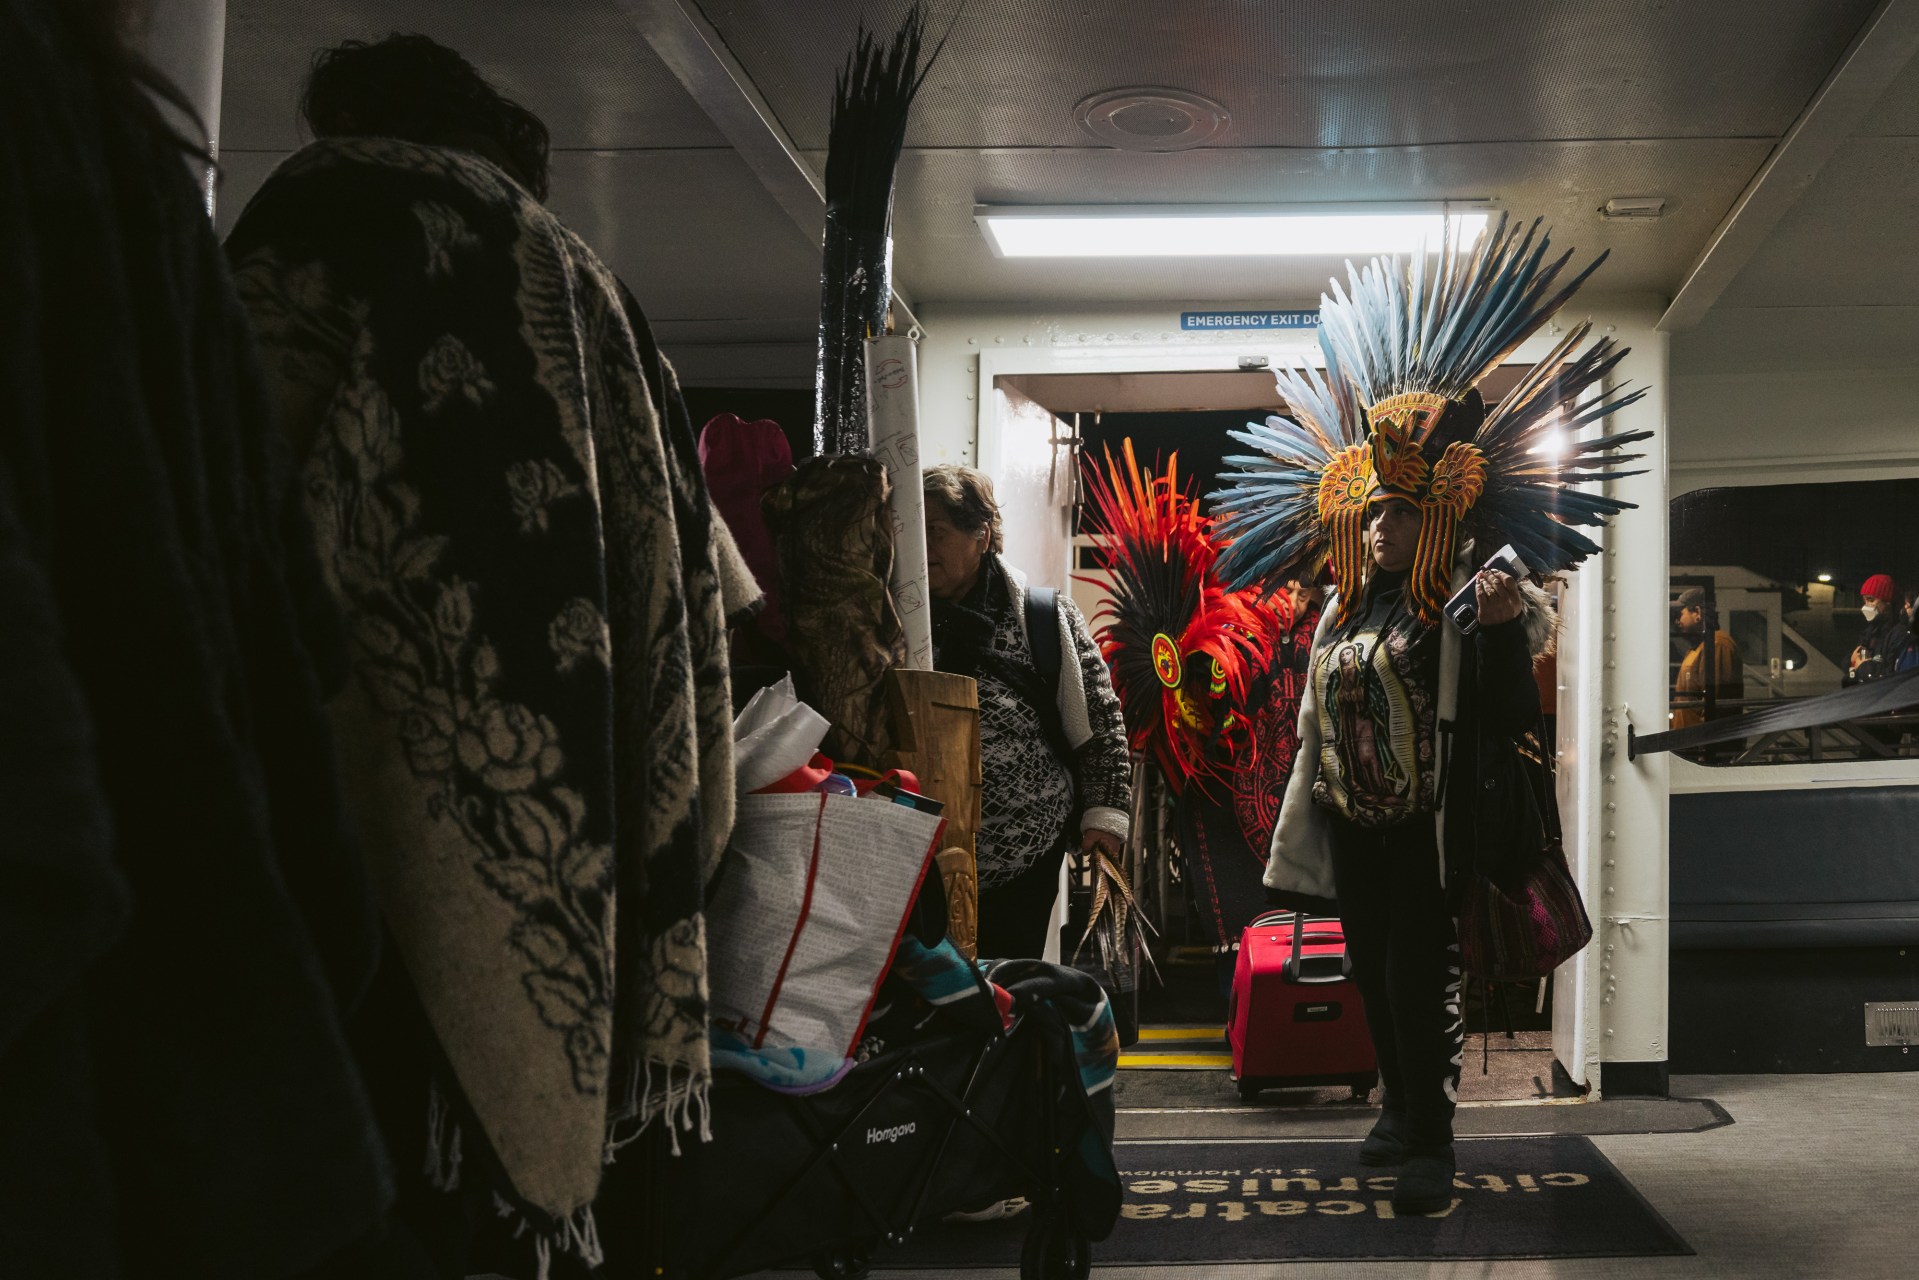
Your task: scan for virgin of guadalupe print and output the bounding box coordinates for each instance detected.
[1311,612,1438,826]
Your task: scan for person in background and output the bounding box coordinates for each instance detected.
[1,1,393,1272]
[227,34,754,1276]
[1898,592,1919,674]
[1846,574,1904,684]
[698,411,794,679]
[1672,586,1743,728]
[923,465,1132,960]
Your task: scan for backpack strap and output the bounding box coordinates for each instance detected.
[1021,585,1073,767]
[1024,585,1063,687]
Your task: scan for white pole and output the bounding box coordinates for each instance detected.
[140,0,226,215]
[866,333,934,670]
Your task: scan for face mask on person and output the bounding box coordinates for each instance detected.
[1862,602,1881,622]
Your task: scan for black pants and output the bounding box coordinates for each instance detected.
[977,843,1069,960]
[1329,812,1463,1148]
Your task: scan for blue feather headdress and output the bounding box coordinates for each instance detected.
[1211,361,1367,600]
[1213,213,1651,622]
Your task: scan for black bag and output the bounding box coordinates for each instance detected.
[1458,722,1593,979]
[1066,850,1145,1048]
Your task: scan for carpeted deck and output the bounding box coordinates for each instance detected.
[862,1135,1690,1268]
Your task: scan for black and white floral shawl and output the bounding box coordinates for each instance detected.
[227,138,751,1231]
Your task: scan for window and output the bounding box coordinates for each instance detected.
[1669,479,1919,766]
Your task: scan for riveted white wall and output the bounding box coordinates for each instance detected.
[1553,305,1672,1092]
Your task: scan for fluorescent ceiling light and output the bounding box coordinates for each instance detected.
[976,204,1494,258]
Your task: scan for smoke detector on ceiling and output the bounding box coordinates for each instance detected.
[1601,196,1668,220]
[1075,87,1231,152]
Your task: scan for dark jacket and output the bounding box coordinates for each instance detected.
[1264,553,1550,913]
[1846,610,1908,684]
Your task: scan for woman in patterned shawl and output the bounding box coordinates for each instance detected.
[922,465,1133,960]
[226,34,756,1273]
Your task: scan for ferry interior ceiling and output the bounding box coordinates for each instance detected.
[9,0,1917,1277]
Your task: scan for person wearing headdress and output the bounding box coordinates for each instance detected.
[1214,217,1651,1215]
[1078,443,1273,989]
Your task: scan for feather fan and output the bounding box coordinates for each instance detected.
[1080,440,1272,787]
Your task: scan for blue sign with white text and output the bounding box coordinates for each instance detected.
[1180,309,1319,331]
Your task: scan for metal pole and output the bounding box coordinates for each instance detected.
[139,0,226,216]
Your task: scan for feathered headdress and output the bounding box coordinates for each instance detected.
[814,4,946,456]
[1213,214,1652,622]
[1080,440,1271,786]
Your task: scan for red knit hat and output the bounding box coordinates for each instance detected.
[1862,573,1897,603]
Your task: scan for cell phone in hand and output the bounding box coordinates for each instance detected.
[1443,544,1529,636]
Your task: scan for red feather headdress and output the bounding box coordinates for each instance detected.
[1079,441,1274,788]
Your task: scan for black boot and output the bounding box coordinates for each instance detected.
[1390,1145,1456,1216]
[1358,1110,1412,1167]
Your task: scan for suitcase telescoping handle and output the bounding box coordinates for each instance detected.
[1253,910,1354,985]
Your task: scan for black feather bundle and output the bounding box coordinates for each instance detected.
[813,4,945,457]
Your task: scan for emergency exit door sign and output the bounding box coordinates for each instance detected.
[1179,309,1319,330]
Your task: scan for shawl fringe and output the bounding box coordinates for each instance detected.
[492,1193,605,1280]
[609,1058,714,1158]
[422,1081,466,1192]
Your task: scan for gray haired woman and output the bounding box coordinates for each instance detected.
[923,465,1132,959]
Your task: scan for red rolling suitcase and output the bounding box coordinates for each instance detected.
[1227,910,1378,1102]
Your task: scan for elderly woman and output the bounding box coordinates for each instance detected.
[923,465,1132,959]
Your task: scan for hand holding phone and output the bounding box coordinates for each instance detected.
[1443,544,1529,635]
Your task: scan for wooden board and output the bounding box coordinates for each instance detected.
[882,668,982,957]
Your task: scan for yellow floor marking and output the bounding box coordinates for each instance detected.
[1134,1026,1226,1041]
[1118,1052,1236,1068]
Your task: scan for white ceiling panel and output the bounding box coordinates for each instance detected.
[216,1,1909,387]
[223,1,727,151]
[1673,304,1919,376]
[544,150,821,323]
[874,138,1770,304]
[704,0,1875,151]
[1714,137,1919,308]
[1856,43,1919,136]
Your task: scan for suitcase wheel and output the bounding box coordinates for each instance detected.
[1350,1071,1379,1101]
[1236,1077,1265,1104]
[1020,1210,1091,1280]
[811,1241,872,1280]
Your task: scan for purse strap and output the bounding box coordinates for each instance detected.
[1515,714,1564,850]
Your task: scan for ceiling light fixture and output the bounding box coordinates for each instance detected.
[975,203,1495,259]
[1601,196,1668,220]
[1817,573,1833,583]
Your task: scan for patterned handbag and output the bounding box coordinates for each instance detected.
[1458,726,1593,980]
